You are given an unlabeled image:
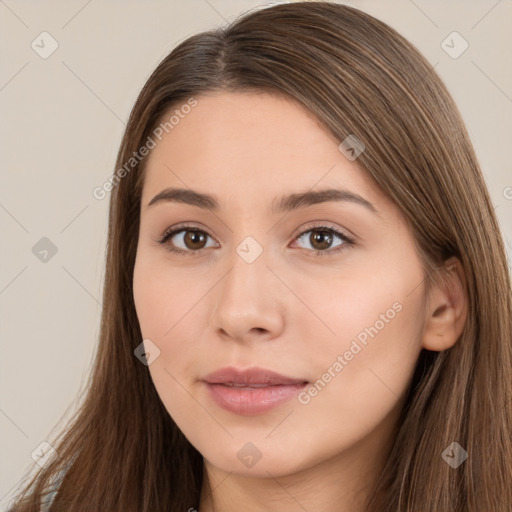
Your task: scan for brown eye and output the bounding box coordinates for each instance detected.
[293,225,355,256]
[158,226,217,255]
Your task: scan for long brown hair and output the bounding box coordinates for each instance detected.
[9,2,512,511]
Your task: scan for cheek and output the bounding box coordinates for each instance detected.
[319,282,421,364]
[133,254,208,391]
[133,253,204,341]
[133,257,205,426]
[294,259,425,421]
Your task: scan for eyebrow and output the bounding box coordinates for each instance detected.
[146,187,380,216]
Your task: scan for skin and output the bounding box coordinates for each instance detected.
[132,91,468,512]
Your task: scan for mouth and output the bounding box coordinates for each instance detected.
[201,366,309,415]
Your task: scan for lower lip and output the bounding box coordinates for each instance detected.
[203,382,308,415]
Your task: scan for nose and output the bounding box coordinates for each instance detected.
[209,247,286,344]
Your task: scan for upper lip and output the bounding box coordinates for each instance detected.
[202,366,308,387]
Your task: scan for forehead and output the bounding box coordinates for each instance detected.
[140,91,385,212]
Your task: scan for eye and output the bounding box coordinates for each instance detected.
[157,224,218,256]
[291,224,355,256]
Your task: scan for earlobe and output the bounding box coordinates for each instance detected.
[421,257,468,351]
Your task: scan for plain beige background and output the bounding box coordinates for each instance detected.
[1,0,511,506]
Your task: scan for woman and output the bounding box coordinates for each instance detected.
[9,2,512,511]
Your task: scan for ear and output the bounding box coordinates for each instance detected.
[421,256,468,351]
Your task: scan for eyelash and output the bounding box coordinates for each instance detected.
[156,222,355,258]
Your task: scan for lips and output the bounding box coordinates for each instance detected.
[201,366,309,415]
[202,366,308,387]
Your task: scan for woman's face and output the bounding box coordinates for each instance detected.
[133,91,429,480]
